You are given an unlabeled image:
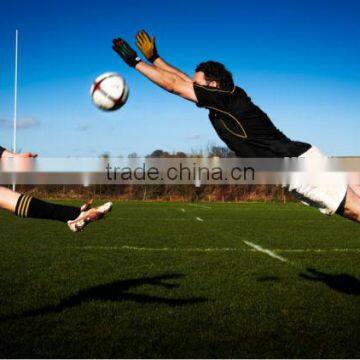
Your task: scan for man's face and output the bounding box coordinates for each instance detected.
[193,71,218,88]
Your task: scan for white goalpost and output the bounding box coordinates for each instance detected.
[12,29,19,191]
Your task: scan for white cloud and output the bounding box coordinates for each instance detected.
[0,117,40,130]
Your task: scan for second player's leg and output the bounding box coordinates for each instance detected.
[0,186,81,221]
[0,186,21,212]
[0,186,112,231]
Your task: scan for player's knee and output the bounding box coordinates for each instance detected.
[336,187,360,223]
[341,203,360,223]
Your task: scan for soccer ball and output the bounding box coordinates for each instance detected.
[90,72,129,111]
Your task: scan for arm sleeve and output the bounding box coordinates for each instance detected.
[193,84,232,111]
[0,146,6,158]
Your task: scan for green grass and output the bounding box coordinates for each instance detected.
[0,201,360,358]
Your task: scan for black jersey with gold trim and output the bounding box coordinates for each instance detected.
[193,84,311,158]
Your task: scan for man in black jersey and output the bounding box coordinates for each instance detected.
[0,146,112,231]
[112,30,360,223]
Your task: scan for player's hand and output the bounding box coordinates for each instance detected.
[16,152,38,158]
[112,38,141,68]
[135,30,159,63]
[2,150,38,158]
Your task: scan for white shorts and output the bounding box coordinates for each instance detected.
[285,146,348,215]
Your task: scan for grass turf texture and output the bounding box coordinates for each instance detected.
[0,201,360,358]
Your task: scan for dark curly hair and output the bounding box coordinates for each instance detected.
[195,61,234,91]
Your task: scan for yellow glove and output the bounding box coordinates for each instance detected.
[136,30,159,63]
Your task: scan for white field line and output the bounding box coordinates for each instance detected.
[75,246,243,252]
[278,248,360,253]
[210,207,315,212]
[71,245,360,254]
[243,241,290,263]
[188,203,212,209]
[196,217,204,222]
[114,217,191,221]
[112,217,337,223]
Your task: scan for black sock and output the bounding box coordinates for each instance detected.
[15,194,81,222]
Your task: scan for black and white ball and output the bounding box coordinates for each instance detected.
[90,72,129,111]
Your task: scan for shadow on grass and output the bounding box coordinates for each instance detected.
[256,276,281,282]
[0,273,207,322]
[300,268,360,295]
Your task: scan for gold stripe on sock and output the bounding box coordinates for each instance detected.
[18,195,27,217]
[19,195,31,217]
[22,195,32,218]
[16,195,26,217]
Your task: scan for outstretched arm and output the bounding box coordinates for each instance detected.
[135,61,196,101]
[112,38,197,102]
[153,58,192,82]
[135,30,192,82]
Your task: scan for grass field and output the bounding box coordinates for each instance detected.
[0,201,360,358]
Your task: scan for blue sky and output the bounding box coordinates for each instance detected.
[0,0,359,156]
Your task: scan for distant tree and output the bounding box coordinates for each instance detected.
[100,153,110,159]
[173,151,187,158]
[147,149,170,158]
[189,148,204,158]
[208,145,235,158]
[128,152,139,158]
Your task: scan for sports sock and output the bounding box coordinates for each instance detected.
[15,194,81,222]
